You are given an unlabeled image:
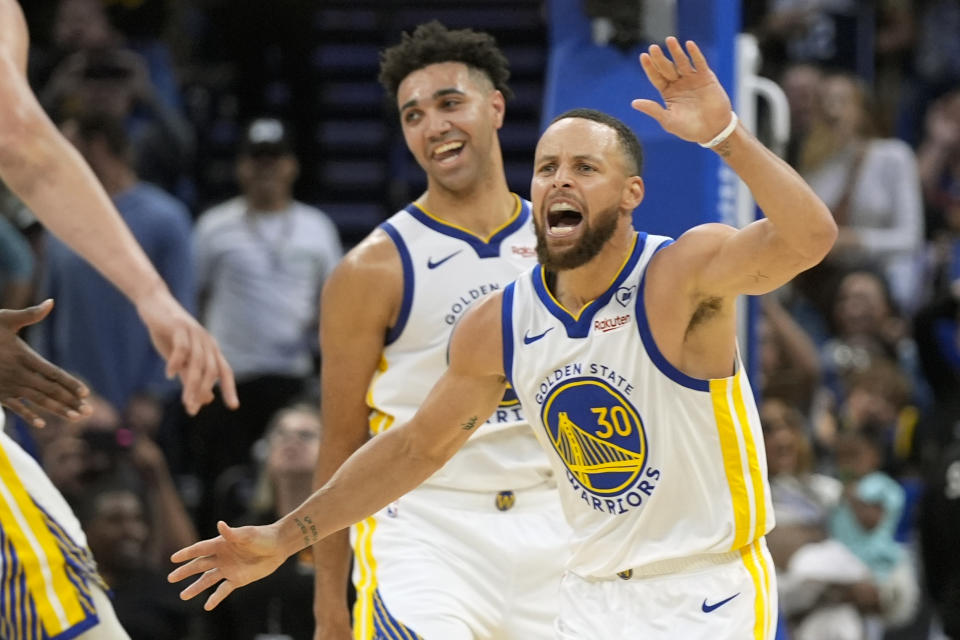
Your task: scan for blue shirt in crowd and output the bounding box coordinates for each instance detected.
[37,182,194,412]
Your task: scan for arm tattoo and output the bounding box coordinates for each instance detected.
[294,517,319,546]
[750,271,769,283]
[461,416,479,431]
[303,515,320,543]
[715,139,733,158]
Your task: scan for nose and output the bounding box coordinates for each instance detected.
[425,110,452,140]
[552,164,574,189]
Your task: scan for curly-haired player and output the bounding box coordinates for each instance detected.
[307,21,570,640]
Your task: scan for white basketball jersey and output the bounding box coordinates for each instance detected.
[502,232,774,578]
[369,195,553,491]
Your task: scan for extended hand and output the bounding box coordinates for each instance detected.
[631,37,733,145]
[135,289,238,415]
[0,300,91,427]
[168,521,285,610]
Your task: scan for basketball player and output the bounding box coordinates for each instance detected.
[169,38,837,640]
[0,0,237,637]
[308,22,568,639]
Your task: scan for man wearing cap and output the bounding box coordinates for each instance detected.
[192,117,343,533]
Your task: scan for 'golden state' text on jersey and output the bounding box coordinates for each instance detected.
[369,195,551,490]
[501,232,775,578]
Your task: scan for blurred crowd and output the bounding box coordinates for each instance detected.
[0,1,959,639]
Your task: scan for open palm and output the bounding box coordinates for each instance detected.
[631,37,733,145]
[168,521,286,610]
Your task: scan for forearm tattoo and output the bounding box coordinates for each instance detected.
[461,416,479,431]
[294,516,320,546]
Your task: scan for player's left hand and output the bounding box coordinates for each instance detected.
[168,520,285,610]
[134,288,238,415]
[631,37,733,146]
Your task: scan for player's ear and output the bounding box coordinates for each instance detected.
[622,176,644,211]
[490,90,506,130]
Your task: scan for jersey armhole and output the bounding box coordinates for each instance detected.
[379,222,414,346]
[501,281,516,388]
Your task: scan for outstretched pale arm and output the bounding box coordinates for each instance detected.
[0,0,236,414]
[632,38,837,298]
[168,293,509,610]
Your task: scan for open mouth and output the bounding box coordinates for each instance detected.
[547,201,584,236]
[433,140,465,163]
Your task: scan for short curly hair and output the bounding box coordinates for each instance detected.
[378,21,514,104]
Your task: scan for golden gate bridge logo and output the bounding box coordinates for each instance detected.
[541,378,647,496]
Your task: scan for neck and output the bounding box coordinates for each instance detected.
[97,164,137,196]
[274,474,312,516]
[246,194,291,212]
[551,223,637,312]
[419,166,514,237]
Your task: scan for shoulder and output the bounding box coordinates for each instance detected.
[324,227,401,302]
[292,202,339,231]
[868,138,918,166]
[137,183,190,219]
[449,291,505,377]
[195,198,244,234]
[649,223,735,282]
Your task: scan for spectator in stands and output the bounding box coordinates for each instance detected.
[829,429,920,634]
[750,0,875,79]
[780,62,823,168]
[819,268,928,405]
[41,46,195,200]
[918,89,960,249]
[799,72,925,312]
[38,391,198,560]
[896,0,960,145]
[78,483,200,640]
[191,117,341,532]
[761,396,875,640]
[207,404,328,640]
[760,293,823,413]
[36,111,194,414]
[0,210,34,309]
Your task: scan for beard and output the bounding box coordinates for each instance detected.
[535,205,619,271]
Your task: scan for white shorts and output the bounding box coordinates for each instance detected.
[555,539,778,640]
[0,428,124,639]
[351,483,570,640]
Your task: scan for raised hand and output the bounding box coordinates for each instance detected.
[0,300,92,427]
[631,37,733,145]
[168,521,285,611]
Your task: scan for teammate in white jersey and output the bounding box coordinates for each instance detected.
[307,22,568,640]
[169,38,837,640]
[0,1,237,637]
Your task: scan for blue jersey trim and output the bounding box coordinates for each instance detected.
[372,587,422,639]
[501,282,516,388]
[635,239,711,392]
[403,197,530,259]
[53,616,101,640]
[380,222,414,346]
[532,232,647,339]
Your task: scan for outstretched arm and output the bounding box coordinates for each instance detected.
[0,0,236,414]
[632,38,837,298]
[168,293,509,610]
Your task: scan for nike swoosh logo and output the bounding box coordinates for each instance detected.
[701,592,740,613]
[427,250,462,269]
[523,328,553,345]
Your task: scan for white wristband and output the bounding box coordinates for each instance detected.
[699,112,739,149]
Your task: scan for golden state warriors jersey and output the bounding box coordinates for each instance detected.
[501,232,774,578]
[0,424,106,639]
[369,195,553,491]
